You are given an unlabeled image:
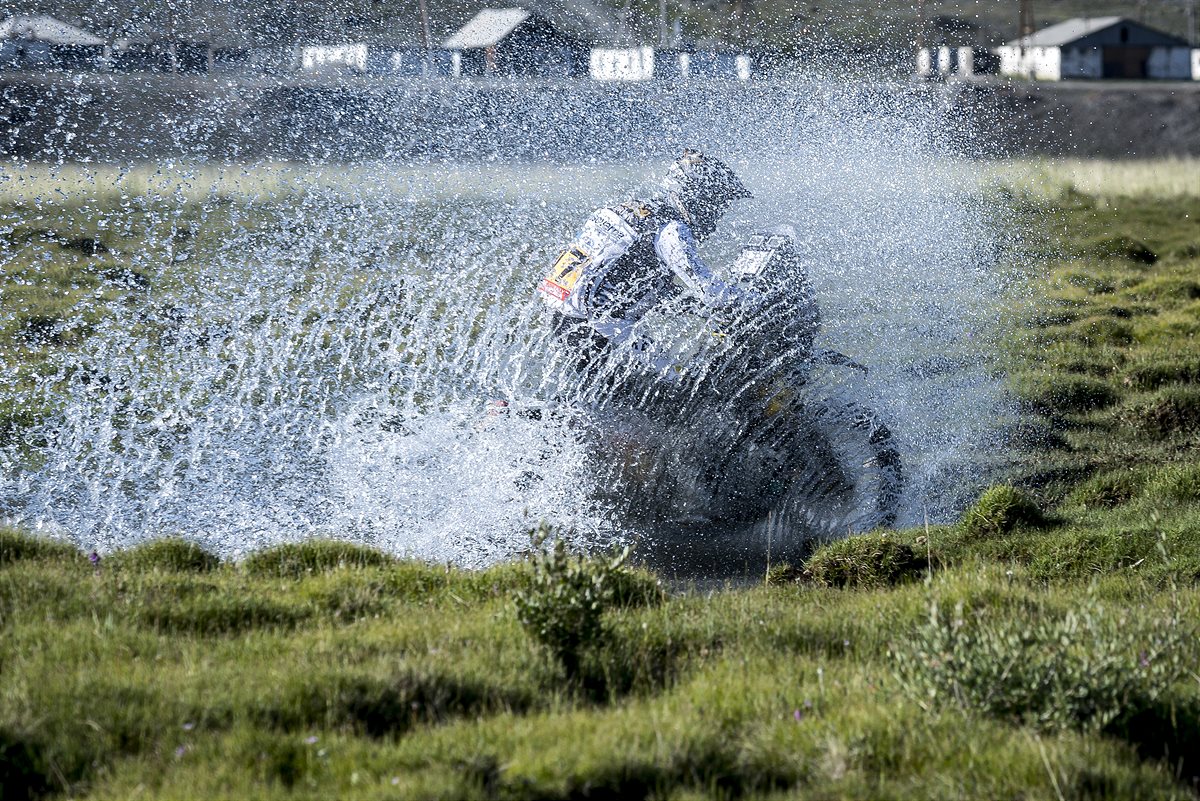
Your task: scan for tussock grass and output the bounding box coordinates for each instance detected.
[0,527,82,566]
[108,538,221,574]
[961,485,1045,538]
[241,540,397,578]
[799,534,927,588]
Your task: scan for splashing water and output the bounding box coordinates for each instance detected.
[0,80,1015,565]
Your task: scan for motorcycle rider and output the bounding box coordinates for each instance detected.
[537,149,751,388]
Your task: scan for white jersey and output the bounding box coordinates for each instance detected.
[538,199,735,341]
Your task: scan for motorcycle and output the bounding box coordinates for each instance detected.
[506,226,903,573]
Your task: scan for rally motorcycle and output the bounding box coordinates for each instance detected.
[533,226,904,573]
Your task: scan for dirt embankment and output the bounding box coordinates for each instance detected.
[2,73,1198,161]
[949,79,1200,159]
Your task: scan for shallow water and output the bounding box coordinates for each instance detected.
[0,81,1019,565]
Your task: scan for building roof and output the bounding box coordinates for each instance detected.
[442,8,533,49]
[0,14,104,46]
[1004,16,1186,48]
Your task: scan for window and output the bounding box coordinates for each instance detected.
[1120,26,1129,43]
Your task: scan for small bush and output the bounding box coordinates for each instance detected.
[801,534,926,589]
[1092,235,1157,265]
[1117,387,1200,438]
[0,528,81,566]
[110,538,220,573]
[961,485,1044,538]
[1016,374,1118,415]
[242,540,395,579]
[514,532,632,680]
[891,597,1190,734]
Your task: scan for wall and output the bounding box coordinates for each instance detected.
[1147,47,1193,79]
[1061,47,1102,78]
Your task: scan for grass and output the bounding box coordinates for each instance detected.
[2,159,1200,797]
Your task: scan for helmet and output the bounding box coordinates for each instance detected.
[660,149,752,238]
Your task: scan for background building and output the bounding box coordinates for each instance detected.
[997,17,1193,80]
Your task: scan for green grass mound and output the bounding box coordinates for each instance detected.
[0,528,81,566]
[242,540,396,579]
[254,669,531,738]
[961,485,1044,538]
[1117,386,1200,438]
[801,534,927,589]
[1091,235,1158,265]
[1068,316,1134,347]
[1066,468,1150,510]
[1143,464,1200,505]
[110,538,220,574]
[1122,355,1200,390]
[135,592,313,635]
[1016,373,1118,415]
[1126,276,1200,304]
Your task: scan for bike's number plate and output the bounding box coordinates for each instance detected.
[733,248,774,278]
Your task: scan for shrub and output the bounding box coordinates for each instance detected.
[110,538,220,573]
[513,531,632,680]
[0,528,81,566]
[891,597,1190,734]
[1117,387,1200,438]
[1015,374,1117,415]
[242,540,394,579]
[961,485,1044,538]
[801,534,926,589]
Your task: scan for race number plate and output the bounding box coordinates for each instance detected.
[539,245,590,301]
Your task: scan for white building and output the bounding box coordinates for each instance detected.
[589,47,653,80]
[300,43,368,75]
[0,14,105,70]
[997,17,1194,80]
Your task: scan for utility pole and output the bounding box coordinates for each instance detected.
[417,0,432,51]
[1018,0,1035,40]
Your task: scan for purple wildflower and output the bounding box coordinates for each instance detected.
[88,551,101,566]
[305,735,319,745]
[793,709,803,722]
